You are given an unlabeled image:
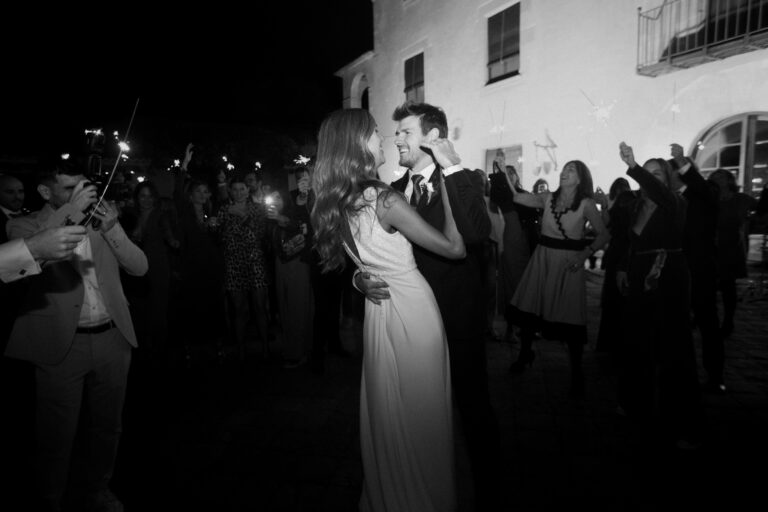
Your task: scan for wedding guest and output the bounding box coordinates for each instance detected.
[708,169,758,338]
[218,175,270,360]
[174,144,225,360]
[506,160,608,397]
[616,142,704,448]
[668,145,723,392]
[267,168,314,368]
[5,160,147,511]
[122,181,179,355]
[488,161,538,347]
[595,177,635,354]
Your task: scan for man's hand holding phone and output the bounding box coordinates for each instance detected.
[69,180,98,213]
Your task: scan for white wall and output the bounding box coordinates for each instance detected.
[343,0,768,190]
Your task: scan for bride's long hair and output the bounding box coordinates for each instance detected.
[311,109,389,272]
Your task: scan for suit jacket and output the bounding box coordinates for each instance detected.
[5,203,148,365]
[675,160,718,274]
[0,210,9,244]
[391,167,491,340]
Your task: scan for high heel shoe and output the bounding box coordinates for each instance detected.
[509,349,535,374]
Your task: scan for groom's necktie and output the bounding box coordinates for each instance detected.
[410,174,424,207]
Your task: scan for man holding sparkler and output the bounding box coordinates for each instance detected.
[5,158,147,512]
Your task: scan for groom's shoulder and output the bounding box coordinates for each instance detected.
[390,173,408,190]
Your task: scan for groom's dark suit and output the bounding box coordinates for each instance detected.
[391,166,500,510]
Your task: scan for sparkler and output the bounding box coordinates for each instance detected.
[61,153,70,160]
[82,98,140,227]
[579,89,620,142]
[84,128,103,136]
[254,161,262,169]
[294,155,310,165]
[226,163,235,171]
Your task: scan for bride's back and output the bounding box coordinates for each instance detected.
[348,187,417,276]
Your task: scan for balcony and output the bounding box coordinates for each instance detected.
[637,0,768,77]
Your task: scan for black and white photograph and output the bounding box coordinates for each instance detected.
[1,1,767,510]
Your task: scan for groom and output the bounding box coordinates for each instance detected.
[357,102,500,510]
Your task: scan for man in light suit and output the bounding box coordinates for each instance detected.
[357,102,500,511]
[5,160,147,512]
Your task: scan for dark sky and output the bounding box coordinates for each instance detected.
[1,1,373,157]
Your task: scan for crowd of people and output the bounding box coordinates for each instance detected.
[1,100,767,511]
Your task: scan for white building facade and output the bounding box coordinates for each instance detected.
[336,0,768,197]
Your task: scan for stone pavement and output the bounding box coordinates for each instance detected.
[2,268,767,511]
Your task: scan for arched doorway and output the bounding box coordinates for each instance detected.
[691,112,768,199]
[350,73,369,110]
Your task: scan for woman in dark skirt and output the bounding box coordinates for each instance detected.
[615,142,703,447]
[595,178,635,354]
[489,164,539,346]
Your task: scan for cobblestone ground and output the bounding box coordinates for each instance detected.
[3,269,766,511]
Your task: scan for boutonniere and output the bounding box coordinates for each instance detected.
[425,182,435,200]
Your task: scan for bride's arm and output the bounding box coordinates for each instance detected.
[377,183,466,259]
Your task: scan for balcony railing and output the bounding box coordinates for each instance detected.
[637,0,768,76]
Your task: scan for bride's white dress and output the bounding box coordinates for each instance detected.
[346,187,455,512]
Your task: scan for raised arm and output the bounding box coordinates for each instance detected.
[512,188,547,209]
[421,139,490,244]
[670,143,716,208]
[92,201,148,276]
[378,181,465,259]
[620,142,677,211]
[174,143,194,205]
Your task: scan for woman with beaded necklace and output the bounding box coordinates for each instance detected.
[505,160,608,398]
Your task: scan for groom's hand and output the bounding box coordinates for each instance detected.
[355,271,390,305]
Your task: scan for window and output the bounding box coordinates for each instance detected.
[404,53,424,103]
[485,145,523,180]
[692,113,768,199]
[487,3,520,84]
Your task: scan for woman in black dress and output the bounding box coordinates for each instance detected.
[174,145,226,360]
[595,177,635,354]
[616,142,703,447]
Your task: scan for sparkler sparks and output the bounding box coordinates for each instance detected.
[118,141,130,152]
[294,155,310,165]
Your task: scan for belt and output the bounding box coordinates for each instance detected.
[76,320,116,334]
[539,235,590,251]
[635,248,682,255]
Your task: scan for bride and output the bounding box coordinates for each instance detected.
[311,109,464,512]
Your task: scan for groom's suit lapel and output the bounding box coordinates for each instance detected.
[419,167,443,211]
